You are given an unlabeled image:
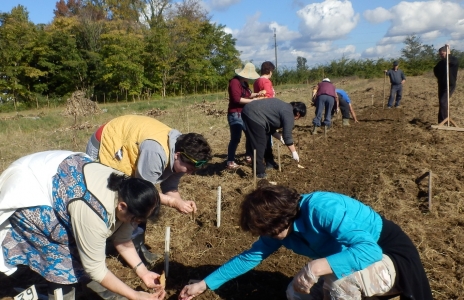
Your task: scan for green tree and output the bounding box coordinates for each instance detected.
[0,5,44,108]
[401,34,436,75]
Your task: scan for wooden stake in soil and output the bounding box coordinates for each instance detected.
[371,94,374,106]
[277,143,281,172]
[253,149,257,189]
[383,72,386,109]
[216,186,222,228]
[428,170,432,210]
[164,227,170,278]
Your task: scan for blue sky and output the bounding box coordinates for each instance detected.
[1,0,464,68]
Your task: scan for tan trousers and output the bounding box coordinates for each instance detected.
[286,255,401,300]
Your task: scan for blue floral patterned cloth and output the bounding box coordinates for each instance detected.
[2,154,109,284]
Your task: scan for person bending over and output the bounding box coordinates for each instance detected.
[179,184,432,300]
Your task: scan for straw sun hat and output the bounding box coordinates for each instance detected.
[235,63,260,80]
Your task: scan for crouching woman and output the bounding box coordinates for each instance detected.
[179,185,432,300]
[0,151,165,300]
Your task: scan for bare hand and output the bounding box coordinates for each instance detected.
[174,199,197,214]
[178,281,207,300]
[292,263,319,294]
[140,271,163,289]
[137,288,166,300]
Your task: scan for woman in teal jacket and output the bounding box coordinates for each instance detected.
[179,185,432,300]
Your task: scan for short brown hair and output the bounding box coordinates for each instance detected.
[260,61,275,75]
[240,185,301,236]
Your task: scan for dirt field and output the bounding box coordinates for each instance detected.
[1,72,464,300]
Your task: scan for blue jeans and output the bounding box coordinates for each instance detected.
[388,84,402,107]
[227,112,247,162]
[313,94,335,127]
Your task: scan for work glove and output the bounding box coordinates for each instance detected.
[292,263,319,294]
[292,151,299,162]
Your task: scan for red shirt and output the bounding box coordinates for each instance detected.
[253,77,275,98]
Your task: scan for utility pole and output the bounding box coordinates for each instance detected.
[274,28,279,85]
[273,28,278,70]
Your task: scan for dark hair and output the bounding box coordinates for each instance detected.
[240,185,301,236]
[290,101,307,117]
[260,61,275,75]
[175,133,212,162]
[107,173,160,221]
[439,46,447,52]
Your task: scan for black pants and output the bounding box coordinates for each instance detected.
[242,114,268,174]
[438,85,456,123]
[332,97,350,119]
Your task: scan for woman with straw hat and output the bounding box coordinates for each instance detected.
[226,62,266,170]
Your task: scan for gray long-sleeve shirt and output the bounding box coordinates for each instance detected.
[242,98,295,145]
[386,69,406,85]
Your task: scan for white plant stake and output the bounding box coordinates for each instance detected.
[165,226,171,278]
[54,288,63,300]
[217,186,222,228]
[14,285,39,300]
[253,149,257,189]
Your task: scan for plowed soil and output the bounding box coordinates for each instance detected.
[1,71,463,300]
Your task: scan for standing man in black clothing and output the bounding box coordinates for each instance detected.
[384,61,406,108]
[434,44,459,124]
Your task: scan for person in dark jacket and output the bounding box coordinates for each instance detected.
[241,99,306,178]
[433,45,459,124]
[384,61,406,108]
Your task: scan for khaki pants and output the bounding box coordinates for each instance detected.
[287,255,401,300]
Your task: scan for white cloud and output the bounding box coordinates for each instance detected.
[365,0,464,43]
[387,1,464,36]
[421,30,441,41]
[210,0,241,11]
[296,0,359,41]
[377,36,407,45]
[363,7,392,24]
[363,44,398,59]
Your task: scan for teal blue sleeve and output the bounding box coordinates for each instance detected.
[310,194,383,278]
[204,236,282,290]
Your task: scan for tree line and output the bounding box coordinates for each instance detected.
[0,0,241,110]
[282,35,464,85]
[0,0,463,111]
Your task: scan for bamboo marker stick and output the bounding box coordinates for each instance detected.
[277,143,281,172]
[164,227,170,278]
[217,186,222,228]
[383,72,386,109]
[446,44,450,127]
[371,94,374,106]
[428,170,432,210]
[253,149,257,189]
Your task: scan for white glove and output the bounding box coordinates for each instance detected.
[292,263,319,294]
[292,151,299,162]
